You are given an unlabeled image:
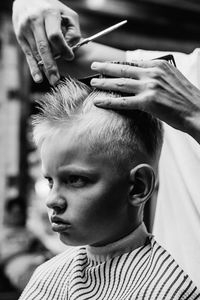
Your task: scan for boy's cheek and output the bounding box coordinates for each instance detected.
[66,196,105,224]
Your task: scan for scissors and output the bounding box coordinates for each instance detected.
[38,20,127,66]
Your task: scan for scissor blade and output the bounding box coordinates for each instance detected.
[73,20,127,50]
[88,20,127,42]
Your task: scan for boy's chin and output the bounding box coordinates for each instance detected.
[59,233,87,247]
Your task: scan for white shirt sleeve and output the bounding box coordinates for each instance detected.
[126,48,200,289]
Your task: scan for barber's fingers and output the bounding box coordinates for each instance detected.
[15,15,60,85]
[91,62,145,79]
[17,34,43,83]
[61,14,81,47]
[91,77,145,94]
[31,20,60,85]
[25,30,42,63]
[91,61,170,81]
[125,59,173,69]
[93,90,163,121]
[94,93,148,111]
[44,13,74,61]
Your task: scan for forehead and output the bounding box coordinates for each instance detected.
[40,124,119,175]
[40,109,112,160]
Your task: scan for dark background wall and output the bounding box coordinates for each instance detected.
[2,0,200,53]
[64,0,200,53]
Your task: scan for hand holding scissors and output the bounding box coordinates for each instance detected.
[37,20,127,66]
[12,0,127,86]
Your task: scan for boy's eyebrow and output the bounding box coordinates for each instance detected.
[58,165,98,176]
[41,166,97,178]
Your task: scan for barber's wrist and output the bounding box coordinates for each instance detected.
[185,110,200,144]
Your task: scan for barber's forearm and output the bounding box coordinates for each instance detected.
[57,42,126,78]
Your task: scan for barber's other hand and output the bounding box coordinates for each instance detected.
[12,0,81,85]
[91,60,200,143]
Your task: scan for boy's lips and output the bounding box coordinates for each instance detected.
[50,216,71,232]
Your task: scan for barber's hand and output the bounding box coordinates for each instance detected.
[12,0,81,85]
[91,60,200,142]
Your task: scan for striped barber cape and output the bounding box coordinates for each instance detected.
[19,236,200,300]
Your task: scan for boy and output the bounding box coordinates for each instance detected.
[19,77,200,300]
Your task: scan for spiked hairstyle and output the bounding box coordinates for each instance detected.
[32,76,163,171]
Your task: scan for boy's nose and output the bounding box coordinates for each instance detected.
[46,193,67,214]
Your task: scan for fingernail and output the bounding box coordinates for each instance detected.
[94,102,103,106]
[50,74,59,86]
[90,78,98,86]
[94,99,104,106]
[91,62,100,70]
[34,73,43,83]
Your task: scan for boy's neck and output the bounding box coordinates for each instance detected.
[86,222,151,263]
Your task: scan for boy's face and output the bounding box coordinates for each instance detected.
[41,125,136,247]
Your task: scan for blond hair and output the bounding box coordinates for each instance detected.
[32,77,163,171]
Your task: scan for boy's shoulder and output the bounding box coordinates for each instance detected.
[36,245,82,273]
[19,238,200,300]
[142,236,200,300]
[19,246,85,300]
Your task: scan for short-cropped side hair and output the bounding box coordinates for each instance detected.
[33,76,163,171]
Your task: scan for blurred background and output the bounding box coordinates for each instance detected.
[1,0,200,299]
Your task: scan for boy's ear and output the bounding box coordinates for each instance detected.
[128,164,155,206]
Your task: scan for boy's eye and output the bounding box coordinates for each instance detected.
[67,175,88,187]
